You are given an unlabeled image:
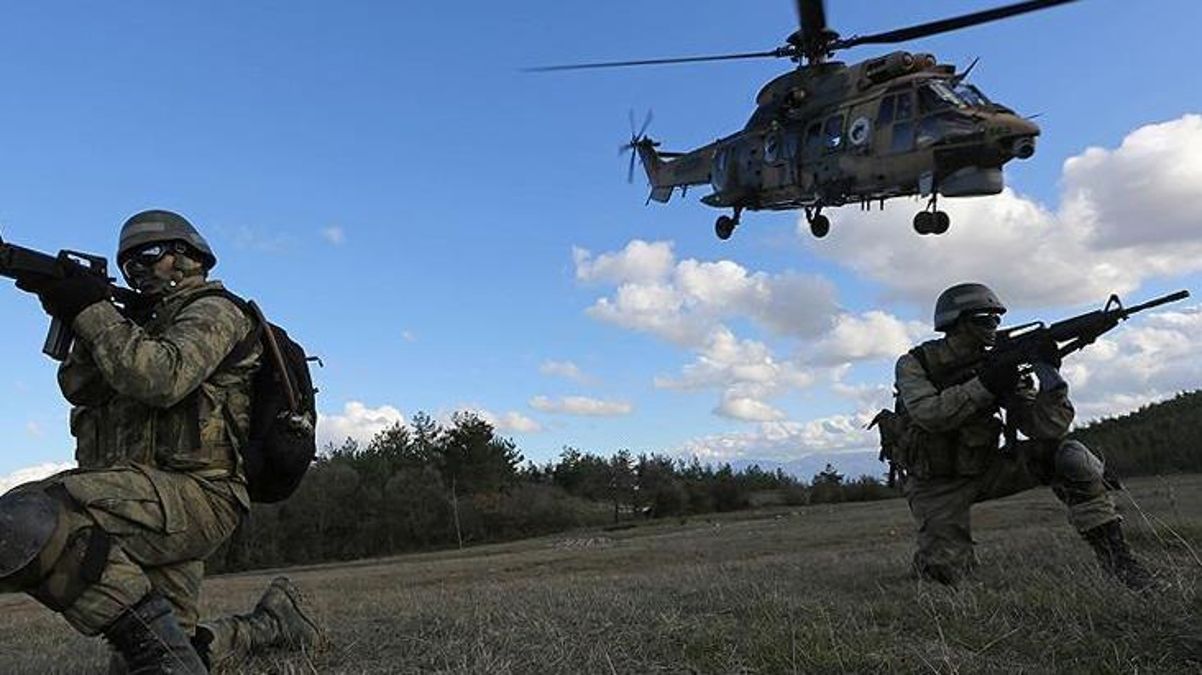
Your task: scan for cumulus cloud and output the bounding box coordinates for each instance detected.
[321,226,346,245]
[680,412,878,461]
[577,240,837,347]
[574,240,674,284]
[317,401,405,449]
[0,462,75,495]
[529,395,633,417]
[805,115,1202,308]
[539,360,588,382]
[810,311,929,365]
[714,395,786,422]
[460,408,544,434]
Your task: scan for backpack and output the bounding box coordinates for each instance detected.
[184,289,318,503]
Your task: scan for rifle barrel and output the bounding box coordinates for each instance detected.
[1124,290,1191,316]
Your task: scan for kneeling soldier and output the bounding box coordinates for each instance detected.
[0,209,320,672]
[893,282,1153,589]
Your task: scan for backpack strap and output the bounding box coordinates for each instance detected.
[175,288,264,372]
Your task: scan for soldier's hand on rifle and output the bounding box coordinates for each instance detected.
[1035,335,1062,369]
[32,273,111,323]
[978,359,1021,398]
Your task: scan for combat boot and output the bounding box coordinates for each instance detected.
[1083,520,1156,591]
[194,576,323,669]
[103,592,207,674]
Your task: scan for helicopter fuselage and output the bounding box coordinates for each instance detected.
[633,51,1040,237]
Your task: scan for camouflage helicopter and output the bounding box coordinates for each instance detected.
[532,0,1078,240]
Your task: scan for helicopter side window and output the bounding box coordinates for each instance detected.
[822,114,844,150]
[895,92,914,122]
[877,96,895,125]
[804,121,822,155]
[764,133,780,163]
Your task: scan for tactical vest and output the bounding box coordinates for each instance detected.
[901,339,1002,478]
[68,281,261,490]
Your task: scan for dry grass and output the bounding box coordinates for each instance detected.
[2,475,1200,673]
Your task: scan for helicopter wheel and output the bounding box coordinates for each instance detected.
[715,215,736,240]
[809,214,831,238]
[913,211,934,235]
[931,211,950,235]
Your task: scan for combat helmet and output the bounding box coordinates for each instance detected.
[118,209,216,270]
[933,283,1006,331]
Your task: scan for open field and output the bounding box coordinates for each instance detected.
[2,474,1200,674]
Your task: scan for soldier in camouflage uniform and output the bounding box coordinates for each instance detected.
[894,282,1154,589]
[0,210,320,672]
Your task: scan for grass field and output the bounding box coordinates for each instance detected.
[2,474,1200,673]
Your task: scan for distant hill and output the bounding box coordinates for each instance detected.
[1072,390,1202,478]
[730,452,884,483]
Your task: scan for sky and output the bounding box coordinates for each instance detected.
[1,0,1201,489]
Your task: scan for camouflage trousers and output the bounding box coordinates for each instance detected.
[1,464,242,636]
[905,439,1118,583]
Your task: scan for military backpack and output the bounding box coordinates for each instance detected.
[182,289,318,503]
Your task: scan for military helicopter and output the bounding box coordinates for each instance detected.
[532,0,1078,240]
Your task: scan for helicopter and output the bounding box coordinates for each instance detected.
[531,0,1079,241]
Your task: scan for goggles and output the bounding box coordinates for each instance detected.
[966,311,1002,329]
[120,242,180,278]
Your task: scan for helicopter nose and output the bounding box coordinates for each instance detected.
[996,115,1039,160]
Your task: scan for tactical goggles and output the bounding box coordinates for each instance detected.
[120,242,182,277]
[966,311,1002,329]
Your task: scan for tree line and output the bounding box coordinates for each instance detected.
[211,390,1202,573]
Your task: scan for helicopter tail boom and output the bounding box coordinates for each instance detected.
[632,139,715,204]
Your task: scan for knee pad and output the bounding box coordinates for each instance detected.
[0,490,61,582]
[1054,440,1105,483]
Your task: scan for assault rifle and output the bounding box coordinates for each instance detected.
[990,289,1190,371]
[1,234,137,360]
[990,289,1190,450]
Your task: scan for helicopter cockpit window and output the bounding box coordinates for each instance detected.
[919,81,966,113]
[954,83,992,108]
[822,114,844,150]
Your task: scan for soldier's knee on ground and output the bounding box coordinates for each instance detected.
[0,489,64,589]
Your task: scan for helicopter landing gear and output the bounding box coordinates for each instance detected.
[715,208,742,240]
[913,197,950,235]
[805,207,831,238]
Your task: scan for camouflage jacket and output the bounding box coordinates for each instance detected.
[893,333,1074,477]
[57,279,261,509]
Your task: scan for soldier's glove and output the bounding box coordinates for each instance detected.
[978,359,1021,398]
[1035,336,1062,369]
[35,274,110,323]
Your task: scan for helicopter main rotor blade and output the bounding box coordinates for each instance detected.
[833,0,1079,51]
[525,49,790,72]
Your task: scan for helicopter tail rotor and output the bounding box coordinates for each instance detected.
[620,109,655,183]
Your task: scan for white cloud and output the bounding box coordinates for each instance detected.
[321,226,346,245]
[578,241,838,347]
[714,395,786,422]
[539,360,587,382]
[529,395,633,417]
[680,412,878,461]
[0,462,75,495]
[317,401,405,449]
[462,408,544,434]
[574,240,674,284]
[805,115,1202,308]
[810,311,929,365]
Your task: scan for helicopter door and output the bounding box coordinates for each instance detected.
[874,88,916,156]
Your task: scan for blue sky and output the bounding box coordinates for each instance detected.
[2,1,1201,483]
